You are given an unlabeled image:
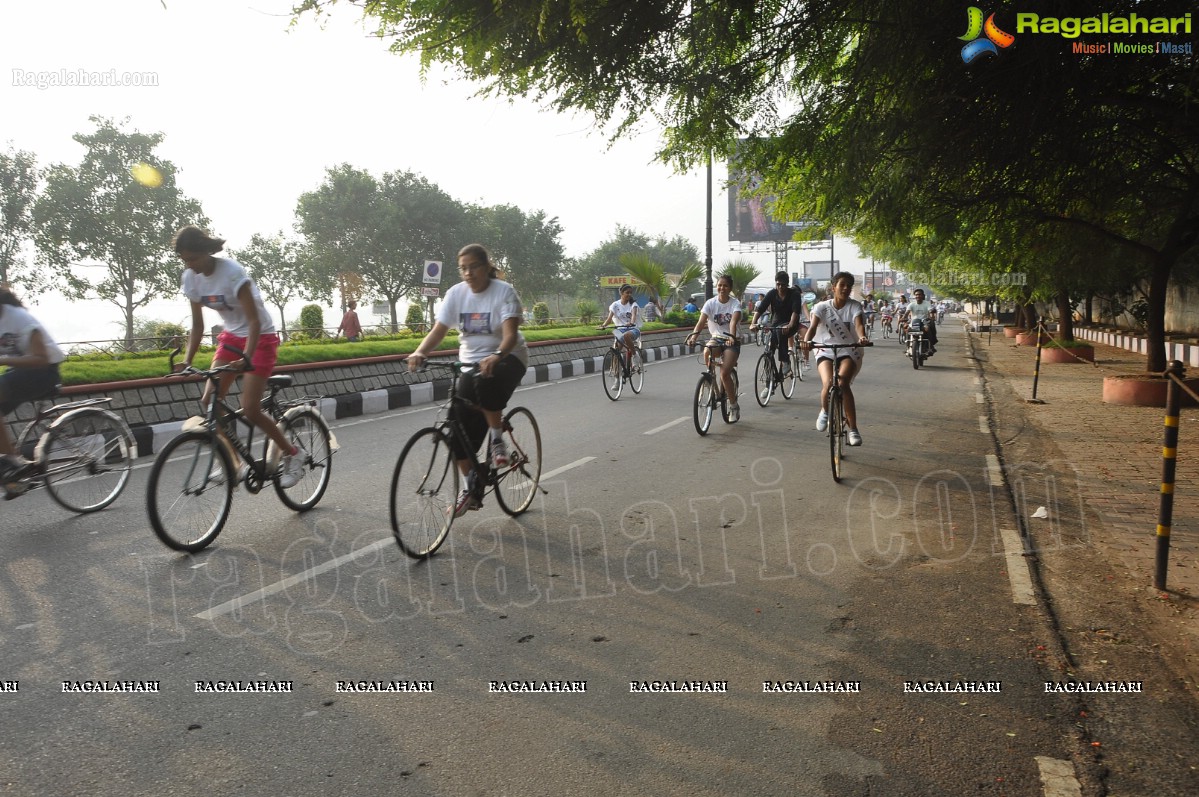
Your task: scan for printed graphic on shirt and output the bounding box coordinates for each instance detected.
[0,332,19,355]
[712,311,734,327]
[200,294,233,312]
[461,312,494,335]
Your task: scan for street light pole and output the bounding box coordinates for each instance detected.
[705,149,714,300]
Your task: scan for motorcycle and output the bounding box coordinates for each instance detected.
[906,318,933,369]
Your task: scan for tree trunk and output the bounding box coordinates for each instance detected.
[276,303,289,342]
[1146,256,1170,372]
[1055,288,1074,342]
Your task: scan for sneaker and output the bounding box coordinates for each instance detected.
[781,360,792,375]
[453,488,483,518]
[847,429,863,446]
[729,402,741,422]
[816,410,829,432]
[0,455,31,482]
[491,437,510,469]
[279,445,307,488]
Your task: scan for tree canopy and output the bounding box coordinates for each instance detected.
[32,116,206,347]
[0,146,39,287]
[295,0,1199,369]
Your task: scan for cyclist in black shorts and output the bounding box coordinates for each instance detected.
[748,271,804,377]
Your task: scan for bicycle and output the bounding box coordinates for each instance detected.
[146,348,336,552]
[691,336,741,435]
[600,331,645,401]
[3,390,134,511]
[880,314,894,339]
[753,325,801,406]
[807,342,871,483]
[390,360,544,559]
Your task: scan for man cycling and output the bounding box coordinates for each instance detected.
[748,271,804,379]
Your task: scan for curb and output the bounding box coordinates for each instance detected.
[131,342,695,459]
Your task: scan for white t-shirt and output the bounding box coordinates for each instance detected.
[181,257,275,337]
[0,305,65,365]
[436,278,529,365]
[701,296,741,338]
[810,298,864,362]
[608,299,639,328]
[908,301,934,323]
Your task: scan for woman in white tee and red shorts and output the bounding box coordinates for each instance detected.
[174,225,306,488]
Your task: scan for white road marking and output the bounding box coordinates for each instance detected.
[193,456,595,621]
[976,392,986,404]
[1035,756,1082,797]
[979,415,990,434]
[644,417,689,435]
[985,454,1004,488]
[999,526,1037,605]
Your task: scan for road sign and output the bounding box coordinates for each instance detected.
[423,260,442,285]
[420,286,440,297]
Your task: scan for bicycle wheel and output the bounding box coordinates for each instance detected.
[274,407,334,511]
[628,348,645,394]
[912,340,921,369]
[782,351,798,398]
[493,406,542,516]
[754,352,774,407]
[38,408,133,513]
[693,374,714,435]
[601,348,623,401]
[17,415,53,461]
[829,389,844,483]
[390,427,458,559]
[147,431,233,552]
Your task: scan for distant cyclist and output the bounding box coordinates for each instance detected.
[801,271,870,446]
[685,274,743,422]
[596,284,640,371]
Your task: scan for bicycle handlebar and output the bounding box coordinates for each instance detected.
[166,345,253,379]
[805,341,874,349]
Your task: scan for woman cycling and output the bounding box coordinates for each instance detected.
[596,284,640,372]
[174,225,306,488]
[685,274,742,422]
[0,286,65,485]
[408,243,529,517]
[801,271,871,446]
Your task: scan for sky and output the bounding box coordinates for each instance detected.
[1,0,874,344]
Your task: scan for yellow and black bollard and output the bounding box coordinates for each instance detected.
[1156,360,1184,590]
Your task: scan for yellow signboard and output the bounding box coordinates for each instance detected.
[599,275,636,287]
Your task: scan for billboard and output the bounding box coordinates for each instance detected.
[728,140,797,243]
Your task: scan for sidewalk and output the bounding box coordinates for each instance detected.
[969,326,1199,691]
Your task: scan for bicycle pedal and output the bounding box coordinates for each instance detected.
[3,482,28,499]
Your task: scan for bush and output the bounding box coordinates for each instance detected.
[665,310,696,327]
[131,319,188,352]
[532,302,550,324]
[575,300,600,324]
[299,304,324,338]
[405,301,425,328]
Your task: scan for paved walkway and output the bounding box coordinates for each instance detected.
[969,323,1198,686]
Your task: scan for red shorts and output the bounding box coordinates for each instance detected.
[215,331,279,374]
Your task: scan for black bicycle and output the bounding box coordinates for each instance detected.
[692,336,741,435]
[808,342,871,483]
[146,348,336,552]
[600,331,645,400]
[390,360,544,559]
[753,325,801,406]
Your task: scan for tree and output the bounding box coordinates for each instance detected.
[718,260,759,297]
[230,232,321,342]
[472,203,566,303]
[297,165,470,331]
[619,253,702,312]
[0,146,39,288]
[298,0,1199,371]
[567,225,701,302]
[32,116,206,348]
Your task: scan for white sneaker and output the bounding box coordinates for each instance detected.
[279,445,307,488]
[729,403,741,422]
[491,437,510,469]
[847,429,863,446]
[816,410,828,431]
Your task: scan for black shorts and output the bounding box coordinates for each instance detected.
[448,355,528,459]
[0,365,60,415]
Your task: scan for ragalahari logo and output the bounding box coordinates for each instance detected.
[959,7,1016,63]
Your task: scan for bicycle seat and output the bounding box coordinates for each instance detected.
[268,375,294,389]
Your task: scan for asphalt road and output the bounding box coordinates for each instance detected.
[0,324,1111,795]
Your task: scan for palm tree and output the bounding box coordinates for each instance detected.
[620,253,704,315]
[718,259,761,297]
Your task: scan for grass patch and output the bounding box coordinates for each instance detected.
[59,323,677,385]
